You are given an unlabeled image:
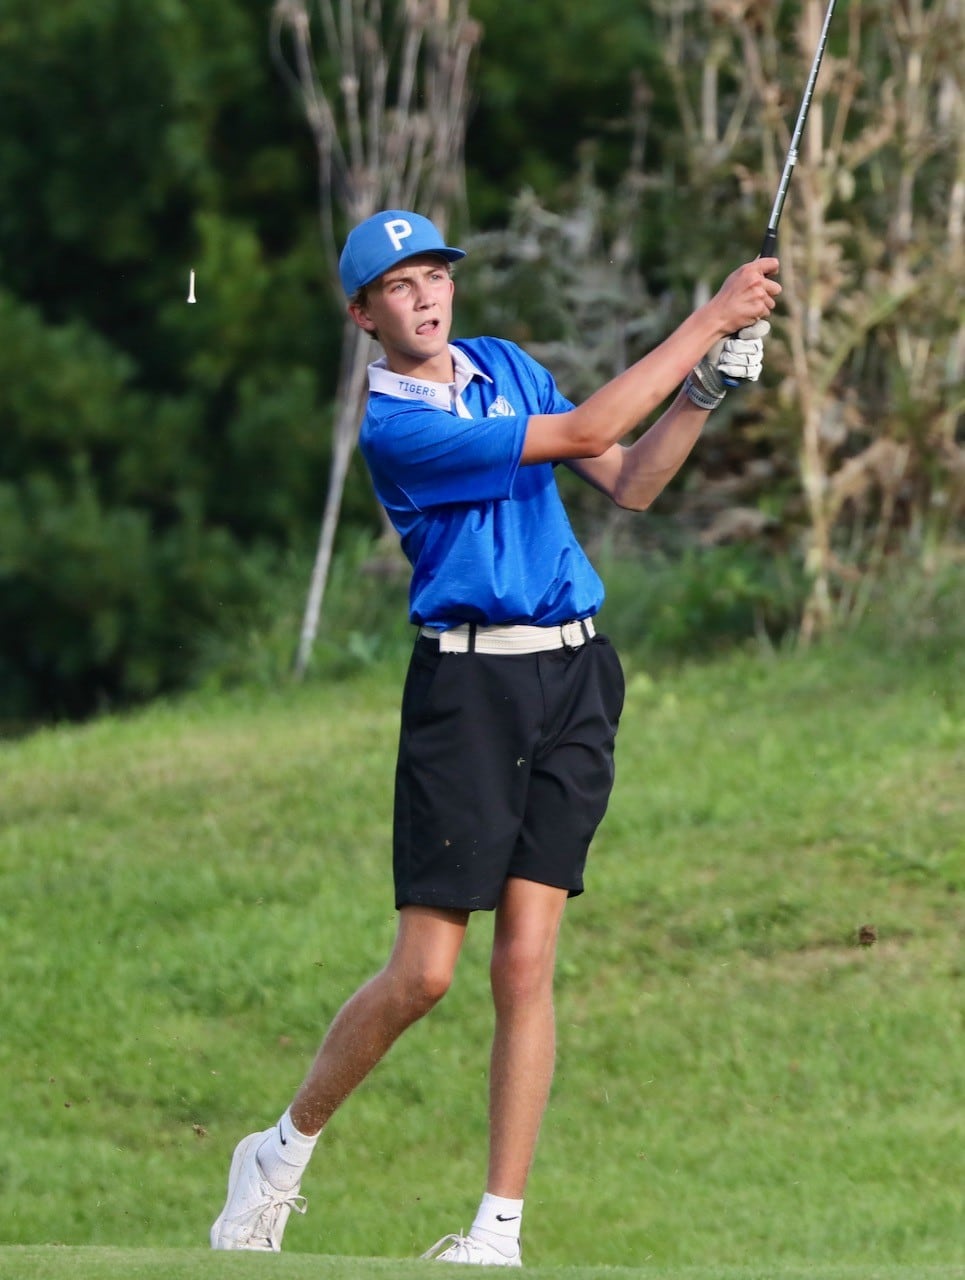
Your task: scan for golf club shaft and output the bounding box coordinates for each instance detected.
[760,0,838,256]
[721,0,837,386]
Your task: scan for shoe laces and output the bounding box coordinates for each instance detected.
[420,1232,518,1264]
[246,1181,307,1250]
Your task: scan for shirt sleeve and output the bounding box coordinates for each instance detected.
[507,341,575,417]
[362,401,528,512]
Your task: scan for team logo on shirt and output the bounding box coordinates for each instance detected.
[487,396,516,417]
[396,378,439,399]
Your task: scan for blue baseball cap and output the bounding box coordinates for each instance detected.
[339,210,466,296]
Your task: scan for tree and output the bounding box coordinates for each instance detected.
[0,0,336,723]
[655,0,965,636]
[270,0,482,677]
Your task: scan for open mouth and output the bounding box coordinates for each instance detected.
[416,318,439,336]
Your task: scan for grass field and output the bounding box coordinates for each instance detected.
[2,1247,964,1280]
[1,627,962,1279]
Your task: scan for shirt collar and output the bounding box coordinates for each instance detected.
[367,344,491,407]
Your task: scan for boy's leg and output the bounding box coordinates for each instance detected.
[212,903,469,1251]
[290,903,470,1133]
[423,878,566,1266]
[487,876,568,1196]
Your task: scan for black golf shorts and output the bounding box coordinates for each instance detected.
[392,632,625,911]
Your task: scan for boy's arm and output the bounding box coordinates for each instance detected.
[566,390,708,511]
[520,258,779,468]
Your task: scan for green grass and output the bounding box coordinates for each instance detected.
[2,1249,964,1280]
[4,1250,964,1280]
[1,631,962,1279]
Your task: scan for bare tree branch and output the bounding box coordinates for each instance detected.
[271,0,480,677]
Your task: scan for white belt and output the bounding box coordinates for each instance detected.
[419,618,596,655]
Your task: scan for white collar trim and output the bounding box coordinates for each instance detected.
[367,344,491,408]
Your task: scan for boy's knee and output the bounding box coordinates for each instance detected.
[491,940,555,1006]
[415,963,453,1010]
[393,960,453,1019]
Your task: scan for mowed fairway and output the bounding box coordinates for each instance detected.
[2,1248,964,1280]
[1,634,962,1279]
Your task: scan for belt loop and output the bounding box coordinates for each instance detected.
[467,623,477,654]
[580,619,591,644]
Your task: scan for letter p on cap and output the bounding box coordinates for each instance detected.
[385,218,413,253]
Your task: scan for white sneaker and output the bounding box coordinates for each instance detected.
[421,1233,522,1266]
[210,1130,307,1251]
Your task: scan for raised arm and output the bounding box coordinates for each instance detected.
[520,258,780,471]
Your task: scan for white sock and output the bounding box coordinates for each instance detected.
[470,1192,524,1256]
[256,1108,320,1191]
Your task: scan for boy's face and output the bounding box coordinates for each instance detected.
[349,253,455,377]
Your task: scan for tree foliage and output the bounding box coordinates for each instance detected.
[0,0,340,724]
[654,0,965,634]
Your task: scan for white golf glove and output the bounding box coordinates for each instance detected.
[684,319,770,410]
[717,319,770,383]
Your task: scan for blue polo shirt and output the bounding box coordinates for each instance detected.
[358,337,605,629]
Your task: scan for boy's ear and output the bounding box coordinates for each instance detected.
[348,300,377,335]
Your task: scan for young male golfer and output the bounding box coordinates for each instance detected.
[211,210,780,1265]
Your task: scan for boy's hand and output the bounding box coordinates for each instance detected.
[715,259,781,335]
